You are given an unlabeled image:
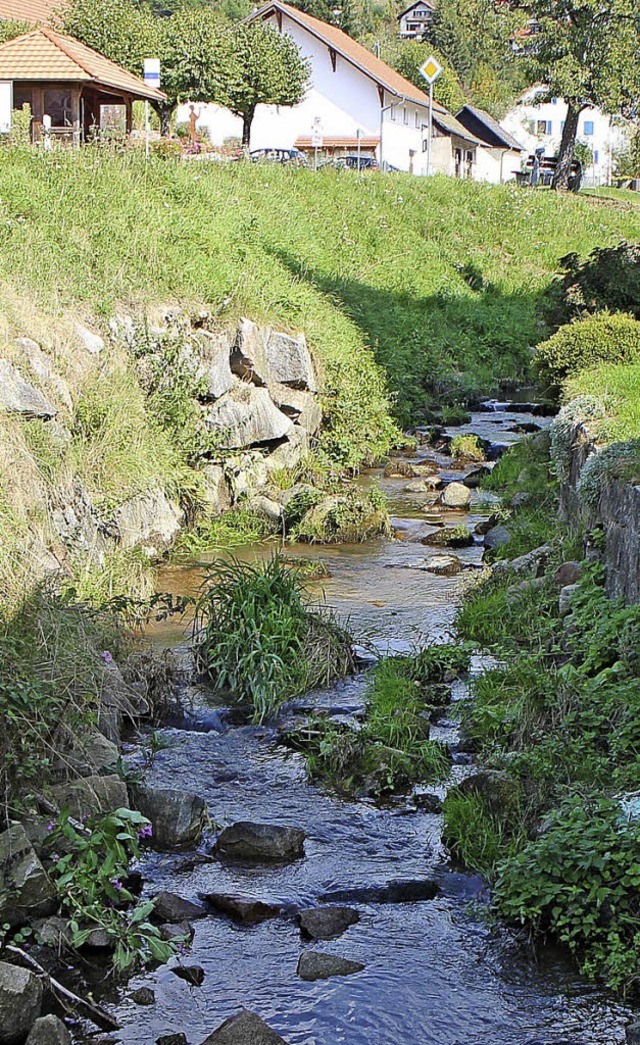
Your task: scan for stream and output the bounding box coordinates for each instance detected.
[106,402,633,1045]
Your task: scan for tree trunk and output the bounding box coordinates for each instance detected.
[242,109,254,152]
[151,101,174,138]
[552,101,583,190]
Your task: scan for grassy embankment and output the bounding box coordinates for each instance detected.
[444,311,640,994]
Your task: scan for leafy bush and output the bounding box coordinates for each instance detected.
[46,808,177,975]
[192,556,353,721]
[545,243,640,328]
[495,798,640,992]
[533,312,640,390]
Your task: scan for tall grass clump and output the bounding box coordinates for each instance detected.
[192,555,353,721]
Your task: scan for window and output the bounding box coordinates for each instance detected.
[594,150,599,164]
[43,89,74,127]
[414,110,420,128]
[584,120,594,136]
[536,119,551,135]
[552,97,558,104]
[403,107,408,125]
[13,86,32,113]
[390,106,396,121]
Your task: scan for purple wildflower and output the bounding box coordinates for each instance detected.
[51,853,60,863]
[45,819,56,832]
[177,943,191,955]
[138,823,153,840]
[101,651,113,664]
[111,878,123,892]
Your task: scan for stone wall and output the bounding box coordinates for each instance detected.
[554,414,640,605]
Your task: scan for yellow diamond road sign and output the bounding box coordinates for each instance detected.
[420,56,443,85]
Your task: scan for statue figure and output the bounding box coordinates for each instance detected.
[188,104,200,150]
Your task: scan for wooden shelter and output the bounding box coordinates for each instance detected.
[0,27,165,143]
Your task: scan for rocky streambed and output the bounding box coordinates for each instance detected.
[85,403,635,1044]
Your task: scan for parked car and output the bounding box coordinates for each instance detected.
[249,148,307,166]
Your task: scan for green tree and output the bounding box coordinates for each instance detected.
[219,22,310,147]
[383,39,465,114]
[523,0,640,190]
[0,20,31,44]
[61,0,229,134]
[427,0,526,117]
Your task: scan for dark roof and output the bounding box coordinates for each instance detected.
[433,111,481,146]
[397,1,435,19]
[455,104,524,151]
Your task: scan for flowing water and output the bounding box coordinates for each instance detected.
[107,405,634,1045]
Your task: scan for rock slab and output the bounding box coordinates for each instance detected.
[25,1015,71,1045]
[0,960,43,1044]
[296,951,364,981]
[0,823,57,927]
[215,822,305,863]
[0,360,56,418]
[129,785,207,851]
[201,1010,288,1044]
[152,891,207,923]
[298,906,359,940]
[203,892,280,925]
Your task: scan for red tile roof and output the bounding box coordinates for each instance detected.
[0,0,60,25]
[0,26,165,99]
[251,0,449,112]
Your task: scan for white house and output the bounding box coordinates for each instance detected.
[455,104,524,183]
[398,1,436,39]
[182,0,481,176]
[502,87,631,186]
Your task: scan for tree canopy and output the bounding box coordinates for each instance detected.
[523,0,640,187]
[382,39,465,116]
[218,22,310,145]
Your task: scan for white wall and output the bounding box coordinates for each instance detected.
[178,10,449,176]
[502,87,630,186]
[473,146,521,184]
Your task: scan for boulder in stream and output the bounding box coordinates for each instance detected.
[298,906,359,940]
[296,951,364,981]
[421,527,473,549]
[152,891,207,923]
[626,1021,640,1044]
[24,1015,71,1045]
[171,965,205,987]
[215,822,305,863]
[440,482,471,509]
[201,1010,289,1044]
[157,1036,187,1045]
[50,775,128,822]
[128,785,208,851]
[423,555,462,576]
[483,525,511,551]
[0,960,43,1044]
[202,892,280,925]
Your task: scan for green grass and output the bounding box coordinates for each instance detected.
[2,150,640,432]
[564,362,640,442]
[293,644,468,798]
[192,555,353,722]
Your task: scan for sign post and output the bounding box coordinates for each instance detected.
[311,118,323,171]
[356,127,364,171]
[143,58,160,159]
[419,55,442,177]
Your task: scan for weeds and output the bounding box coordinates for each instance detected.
[192,555,353,722]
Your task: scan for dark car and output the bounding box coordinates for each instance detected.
[249,148,307,166]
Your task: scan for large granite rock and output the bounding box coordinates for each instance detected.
[201,1011,288,1044]
[75,322,104,355]
[215,822,305,863]
[296,951,364,981]
[265,332,317,392]
[440,482,471,509]
[152,891,207,923]
[298,906,359,940]
[196,331,235,400]
[50,775,128,821]
[267,384,321,434]
[0,960,43,1044]
[263,428,309,475]
[201,465,232,515]
[483,525,511,551]
[25,1015,71,1045]
[14,339,72,410]
[129,785,207,850]
[109,488,183,554]
[60,727,119,778]
[0,360,56,418]
[204,387,293,450]
[0,824,57,927]
[230,319,270,386]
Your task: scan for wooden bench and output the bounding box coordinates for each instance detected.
[514,154,583,190]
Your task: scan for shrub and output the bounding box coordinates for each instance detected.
[545,243,640,328]
[192,555,353,722]
[494,797,640,992]
[533,312,640,390]
[577,440,640,512]
[450,433,485,461]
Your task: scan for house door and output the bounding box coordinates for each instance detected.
[465,150,474,178]
[455,148,462,178]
